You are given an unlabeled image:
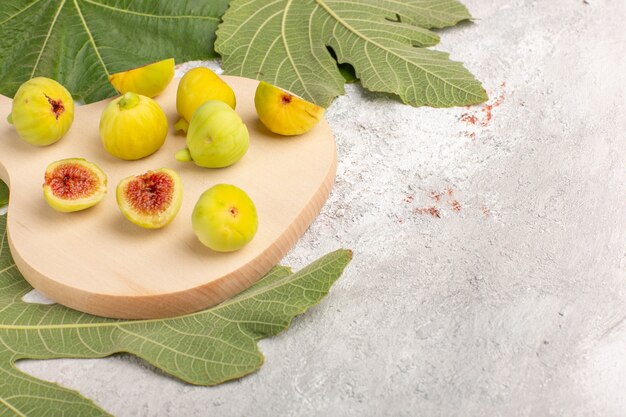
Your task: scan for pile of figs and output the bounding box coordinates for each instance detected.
[9,59,324,252]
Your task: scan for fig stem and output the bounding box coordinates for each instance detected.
[118,92,140,110]
[174,118,189,134]
[175,148,193,162]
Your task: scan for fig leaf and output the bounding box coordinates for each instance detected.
[0,0,229,103]
[0,181,6,208]
[0,214,352,415]
[216,0,488,108]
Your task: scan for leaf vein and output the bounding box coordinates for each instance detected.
[281,0,313,100]
[0,0,42,26]
[0,396,26,417]
[315,0,484,100]
[73,0,109,76]
[117,327,248,367]
[30,0,66,78]
[80,0,219,21]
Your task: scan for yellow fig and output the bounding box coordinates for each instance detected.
[176,68,236,132]
[43,158,107,212]
[99,92,168,160]
[175,100,249,168]
[254,81,324,136]
[9,77,74,146]
[108,58,175,98]
[192,184,258,252]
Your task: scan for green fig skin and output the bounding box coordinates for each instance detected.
[191,184,258,252]
[11,77,75,146]
[177,100,249,168]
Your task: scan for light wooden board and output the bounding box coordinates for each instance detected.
[0,76,336,319]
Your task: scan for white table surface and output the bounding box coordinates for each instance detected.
[12,0,626,415]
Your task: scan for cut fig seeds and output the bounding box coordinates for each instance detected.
[43,158,107,212]
[116,168,183,229]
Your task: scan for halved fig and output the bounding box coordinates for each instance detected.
[108,58,175,98]
[254,81,324,136]
[116,168,182,229]
[43,158,107,212]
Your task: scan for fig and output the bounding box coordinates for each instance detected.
[254,81,324,136]
[175,100,249,168]
[100,92,168,160]
[192,184,258,252]
[108,58,175,98]
[9,77,75,146]
[43,158,107,212]
[116,168,182,229]
[176,67,236,132]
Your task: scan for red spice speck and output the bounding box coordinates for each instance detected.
[414,206,441,218]
[480,93,505,126]
[460,113,479,125]
[480,206,491,217]
[403,195,414,203]
[459,82,506,127]
[445,187,454,197]
[429,191,442,202]
[449,200,461,212]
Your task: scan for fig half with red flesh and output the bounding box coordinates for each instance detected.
[116,168,182,229]
[43,158,107,212]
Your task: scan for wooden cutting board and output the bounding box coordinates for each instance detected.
[0,76,336,319]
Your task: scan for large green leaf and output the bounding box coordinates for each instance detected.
[0,214,352,416]
[0,181,6,208]
[216,0,487,108]
[0,0,229,103]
